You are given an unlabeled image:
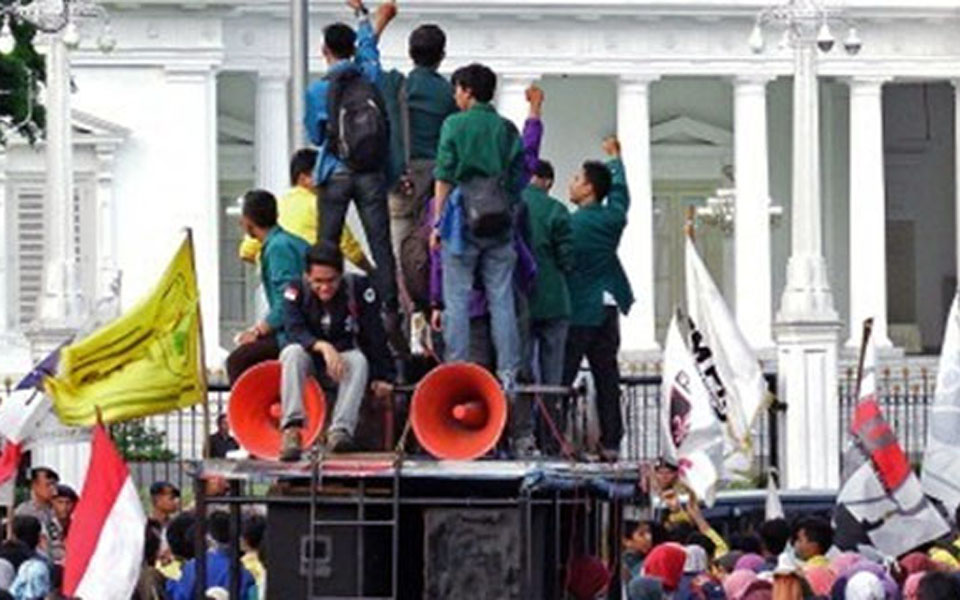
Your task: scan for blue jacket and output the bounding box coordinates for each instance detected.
[166,549,256,600]
[303,16,381,185]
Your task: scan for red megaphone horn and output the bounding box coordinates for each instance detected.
[228,360,327,460]
[410,362,508,460]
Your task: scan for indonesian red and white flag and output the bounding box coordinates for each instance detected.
[835,320,949,557]
[0,439,22,506]
[62,424,145,599]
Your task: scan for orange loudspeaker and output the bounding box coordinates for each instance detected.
[228,360,326,460]
[410,362,508,460]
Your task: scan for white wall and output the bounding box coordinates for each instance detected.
[537,76,617,198]
[71,64,223,361]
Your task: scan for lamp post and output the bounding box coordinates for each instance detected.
[0,1,115,349]
[750,0,859,322]
[750,0,861,489]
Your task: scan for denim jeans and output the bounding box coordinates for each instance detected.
[320,171,399,312]
[531,318,569,386]
[532,318,569,454]
[441,232,531,439]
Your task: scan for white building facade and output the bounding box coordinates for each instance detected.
[2,0,960,488]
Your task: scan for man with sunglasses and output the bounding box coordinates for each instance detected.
[278,241,395,461]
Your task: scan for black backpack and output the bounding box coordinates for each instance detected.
[325,68,390,173]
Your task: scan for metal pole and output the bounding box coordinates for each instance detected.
[40,35,75,323]
[289,0,309,153]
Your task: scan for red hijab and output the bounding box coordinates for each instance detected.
[643,542,687,591]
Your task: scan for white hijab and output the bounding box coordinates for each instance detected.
[845,571,885,600]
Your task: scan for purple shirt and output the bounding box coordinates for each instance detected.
[430,117,543,316]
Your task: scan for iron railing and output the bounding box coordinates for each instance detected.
[837,365,934,479]
[12,367,938,492]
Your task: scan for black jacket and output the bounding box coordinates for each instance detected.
[282,274,395,382]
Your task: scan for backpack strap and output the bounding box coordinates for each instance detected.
[324,68,361,151]
[398,77,411,168]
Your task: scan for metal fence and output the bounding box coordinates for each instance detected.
[618,374,782,479]
[108,384,231,494]
[61,366,939,492]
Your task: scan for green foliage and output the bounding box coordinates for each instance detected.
[112,421,178,462]
[0,5,47,143]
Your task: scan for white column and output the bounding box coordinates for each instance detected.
[618,75,659,353]
[846,77,892,349]
[777,325,841,489]
[954,80,960,279]
[0,149,7,330]
[733,76,774,351]
[775,43,841,490]
[94,145,120,307]
[496,74,539,130]
[256,70,290,194]
[164,65,221,361]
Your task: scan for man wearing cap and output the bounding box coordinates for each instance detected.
[149,481,181,528]
[14,467,63,563]
[279,241,396,461]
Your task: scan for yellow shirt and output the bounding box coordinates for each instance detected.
[238,186,369,268]
[805,555,830,568]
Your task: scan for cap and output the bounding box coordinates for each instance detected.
[149,481,180,498]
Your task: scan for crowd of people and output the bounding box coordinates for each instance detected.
[222,0,634,461]
[0,468,77,599]
[604,465,960,600]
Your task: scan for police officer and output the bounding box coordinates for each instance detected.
[279,241,395,460]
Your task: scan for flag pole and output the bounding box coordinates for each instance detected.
[185,228,212,460]
[853,318,874,402]
[684,205,696,241]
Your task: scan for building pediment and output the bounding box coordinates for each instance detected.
[72,110,131,146]
[651,116,732,148]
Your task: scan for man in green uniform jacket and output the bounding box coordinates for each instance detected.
[562,138,634,460]
[226,189,310,384]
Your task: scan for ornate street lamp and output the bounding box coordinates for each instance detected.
[752,0,861,490]
[0,0,115,55]
[0,0,118,339]
[751,0,859,322]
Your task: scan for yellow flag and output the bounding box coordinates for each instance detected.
[46,233,206,425]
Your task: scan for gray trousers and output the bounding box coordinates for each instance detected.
[280,344,370,436]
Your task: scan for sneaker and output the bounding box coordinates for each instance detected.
[326,429,354,453]
[512,435,541,460]
[383,310,410,358]
[279,427,303,462]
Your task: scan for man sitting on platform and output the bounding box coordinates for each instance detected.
[279,241,395,461]
[225,190,310,384]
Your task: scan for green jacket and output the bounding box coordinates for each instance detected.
[434,102,525,197]
[407,66,458,161]
[568,159,635,327]
[260,226,309,336]
[524,185,573,321]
